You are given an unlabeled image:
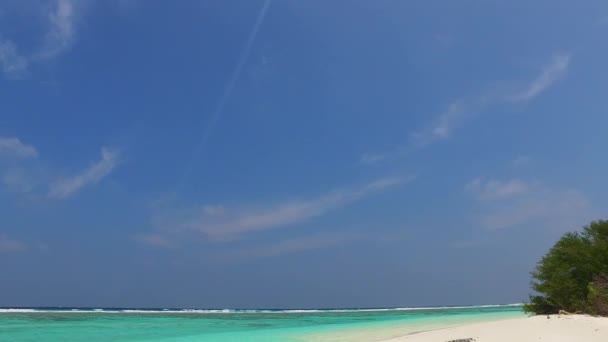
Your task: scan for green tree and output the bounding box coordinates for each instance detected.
[587,274,608,316]
[524,220,608,315]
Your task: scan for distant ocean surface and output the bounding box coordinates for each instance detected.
[0,304,525,341]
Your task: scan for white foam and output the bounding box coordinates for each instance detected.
[0,309,37,313]
[0,304,523,314]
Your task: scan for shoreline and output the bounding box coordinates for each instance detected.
[381,314,608,342]
[303,311,525,341]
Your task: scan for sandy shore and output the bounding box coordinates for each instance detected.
[384,314,608,342]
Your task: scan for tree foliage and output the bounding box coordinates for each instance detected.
[587,274,608,316]
[523,220,608,315]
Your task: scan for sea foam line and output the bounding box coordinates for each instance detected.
[0,304,522,314]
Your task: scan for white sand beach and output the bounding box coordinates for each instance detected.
[385,314,608,342]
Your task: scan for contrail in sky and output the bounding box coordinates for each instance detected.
[177,0,271,193]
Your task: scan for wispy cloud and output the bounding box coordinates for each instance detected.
[145,176,410,243]
[417,54,570,145]
[49,147,120,199]
[187,177,406,240]
[134,233,174,249]
[0,0,80,78]
[0,234,26,252]
[0,139,119,198]
[410,101,471,147]
[2,167,38,193]
[37,0,77,60]
[509,54,570,102]
[465,178,529,200]
[361,53,571,164]
[359,152,389,164]
[0,40,28,78]
[0,137,40,195]
[466,178,593,231]
[202,205,225,216]
[478,189,590,231]
[0,137,38,159]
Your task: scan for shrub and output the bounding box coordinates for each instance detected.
[587,274,608,316]
[522,295,558,314]
[525,220,608,315]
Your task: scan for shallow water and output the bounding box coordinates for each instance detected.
[0,305,525,341]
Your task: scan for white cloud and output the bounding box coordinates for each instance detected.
[430,102,465,139]
[49,147,120,199]
[478,189,590,231]
[1,0,80,78]
[466,177,593,231]
[37,0,76,59]
[202,205,225,216]
[421,55,569,144]
[510,54,570,102]
[2,167,37,193]
[359,152,388,164]
[0,137,38,194]
[411,101,468,147]
[0,140,119,198]
[191,177,405,240]
[0,40,28,78]
[465,178,529,200]
[0,234,26,252]
[0,137,38,158]
[150,176,409,242]
[361,53,571,164]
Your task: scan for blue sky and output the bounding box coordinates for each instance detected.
[1,0,607,309]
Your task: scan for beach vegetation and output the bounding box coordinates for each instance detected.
[523,220,608,316]
[587,274,608,316]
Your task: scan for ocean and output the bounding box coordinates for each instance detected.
[0,304,525,341]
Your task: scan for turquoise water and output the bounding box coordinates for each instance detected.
[0,305,525,341]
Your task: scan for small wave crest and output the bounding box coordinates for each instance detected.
[0,304,522,314]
